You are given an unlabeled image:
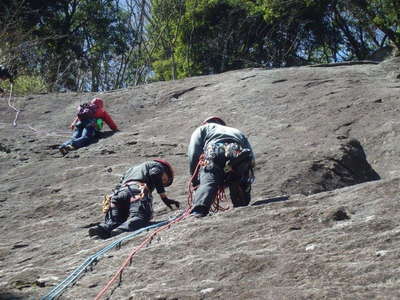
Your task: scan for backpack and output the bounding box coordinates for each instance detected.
[77,102,97,120]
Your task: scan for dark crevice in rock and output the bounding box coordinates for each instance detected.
[252,196,289,206]
[169,86,197,99]
[158,86,198,103]
[271,79,288,84]
[240,75,257,81]
[280,139,380,196]
[0,143,11,153]
[334,121,356,132]
[324,206,351,223]
[308,60,379,67]
[304,79,335,88]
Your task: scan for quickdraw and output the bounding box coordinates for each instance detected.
[102,194,112,213]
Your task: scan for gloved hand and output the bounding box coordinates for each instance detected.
[162,197,180,210]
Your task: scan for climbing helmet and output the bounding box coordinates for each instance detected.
[154,159,174,186]
[202,116,226,126]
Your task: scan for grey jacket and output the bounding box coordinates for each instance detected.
[188,123,254,174]
[119,161,166,194]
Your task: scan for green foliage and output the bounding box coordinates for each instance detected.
[0,75,47,96]
[346,0,400,49]
[1,0,399,90]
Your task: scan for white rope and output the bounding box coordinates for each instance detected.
[7,83,20,127]
[0,122,71,137]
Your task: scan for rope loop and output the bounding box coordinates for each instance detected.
[187,154,229,213]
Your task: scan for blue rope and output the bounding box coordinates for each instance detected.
[40,220,169,300]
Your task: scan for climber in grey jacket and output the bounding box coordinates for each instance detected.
[88,160,180,239]
[188,116,255,218]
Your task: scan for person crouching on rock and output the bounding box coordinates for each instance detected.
[188,116,255,218]
[88,160,180,239]
[59,98,119,156]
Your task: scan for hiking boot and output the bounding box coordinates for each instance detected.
[88,226,110,239]
[65,145,75,151]
[59,147,67,156]
[59,145,75,156]
[110,228,125,237]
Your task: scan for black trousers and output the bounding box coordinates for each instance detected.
[100,184,153,233]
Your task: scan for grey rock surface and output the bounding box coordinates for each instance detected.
[1,58,400,299]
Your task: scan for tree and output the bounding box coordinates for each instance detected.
[346,0,400,51]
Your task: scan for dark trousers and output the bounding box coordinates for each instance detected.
[100,185,153,233]
[192,147,251,215]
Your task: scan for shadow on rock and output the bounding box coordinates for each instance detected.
[251,196,289,206]
[280,138,381,196]
[96,130,117,140]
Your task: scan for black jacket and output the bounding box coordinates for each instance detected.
[188,123,255,174]
[119,161,166,194]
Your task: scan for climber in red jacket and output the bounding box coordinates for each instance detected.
[60,97,119,156]
[70,98,119,131]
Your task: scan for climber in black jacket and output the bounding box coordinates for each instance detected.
[88,160,179,239]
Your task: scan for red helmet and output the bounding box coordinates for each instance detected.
[202,116,226,126]
[154,159,174,186]
[90,98,104,109]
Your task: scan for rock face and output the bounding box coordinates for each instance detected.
[1,58,400,299]
[280,138,381,196]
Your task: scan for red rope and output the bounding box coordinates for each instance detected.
[94,206,192,300]
[94,155,230,299]
[187,154,229,212]
[211,186,229,212]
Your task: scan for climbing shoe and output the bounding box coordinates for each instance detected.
[59,145,75,156]
[88,226,110,239]
[65,145,75,152]
[59,147,67,156]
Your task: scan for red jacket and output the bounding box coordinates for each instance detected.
[70,98,118,131]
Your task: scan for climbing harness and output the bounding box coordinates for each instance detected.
[188,143,254,212]
[40,148,252,299]
[6,83,20,127]
[104,183,147,213]
[125,181,148,203]
[102,182,149,213]
[41,195,191,299]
